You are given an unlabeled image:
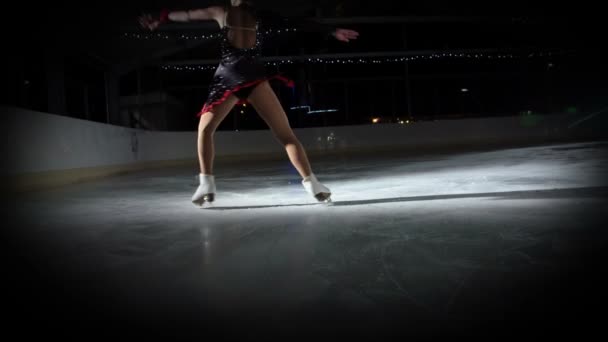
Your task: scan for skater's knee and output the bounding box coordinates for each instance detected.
[198,122,217,136]
[275,133,299,146]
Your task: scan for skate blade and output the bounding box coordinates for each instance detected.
[200,201,214,209]
[192,194,215,208]
[314,192,332,203]
[193,200,215,209]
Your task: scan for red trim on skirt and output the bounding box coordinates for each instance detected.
[197,75,295,117]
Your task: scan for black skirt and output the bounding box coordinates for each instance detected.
[198,55,293,116]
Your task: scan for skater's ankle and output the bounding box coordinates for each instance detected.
[302,173,315,181]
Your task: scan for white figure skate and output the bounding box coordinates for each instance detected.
[302,173,332,203]
[192,174,216,208]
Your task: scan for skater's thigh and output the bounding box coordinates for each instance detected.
[246,81,295,140]
[199,95,239,131]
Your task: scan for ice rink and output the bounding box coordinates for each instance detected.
[5,141,608,338]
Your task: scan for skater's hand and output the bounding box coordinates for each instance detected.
[333,28,359,42]
[139,13,161,31]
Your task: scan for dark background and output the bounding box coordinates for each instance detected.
[2,0,606,131]
[2,1,608,339]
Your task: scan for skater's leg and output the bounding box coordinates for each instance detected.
[193,95,238,206]
[247,81,331,201]
[246,81,312,178]
[198,96,239,174]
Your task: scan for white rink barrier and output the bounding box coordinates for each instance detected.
[1,106,604,191]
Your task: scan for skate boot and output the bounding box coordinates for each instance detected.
[302,173,332,203]
[192,174,216,207]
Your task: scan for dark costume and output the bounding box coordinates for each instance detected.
[198,4,334,116]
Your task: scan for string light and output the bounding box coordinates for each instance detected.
[122,32,221,40]
[161,50,561,72]
[122,28,297,41]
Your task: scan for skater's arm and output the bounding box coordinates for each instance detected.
[258,10,359,42]
[139,6,225,31]
[173,6,224,22]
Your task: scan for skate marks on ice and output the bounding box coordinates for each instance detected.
[306,202,596,322]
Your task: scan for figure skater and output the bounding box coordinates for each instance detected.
[139,0,359,207]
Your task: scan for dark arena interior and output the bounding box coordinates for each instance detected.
[2,0,607,339]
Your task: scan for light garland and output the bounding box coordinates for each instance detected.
[161,50,559,72]
[122,28,297,41]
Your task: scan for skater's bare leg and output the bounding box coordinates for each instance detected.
[247,81,313,178]
[198,95,239,174]
[247,81,331,201]
[192,96,238,206]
